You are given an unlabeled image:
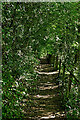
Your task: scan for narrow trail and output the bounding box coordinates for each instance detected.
[33,63,65,120]
[22,60,66,119]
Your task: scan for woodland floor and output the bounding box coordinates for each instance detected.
[21,61,66,120]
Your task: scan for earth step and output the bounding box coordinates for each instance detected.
[36,64,58,72]
[38,85,60,90]
[33,89,58,95]
[37,87,62,95]
[33,94,56,99]
[36,71,59,75]
[39,111,65,120]
[39,82,55,86]
[38,82,56,87]
[39,67,57,72]
[37,80,57,84]
[37,64,51,69]
[33,99,62,108]
[39,74,58,79]
[39,104,62,111]
[38,75,58,83]
[39,58,48,64]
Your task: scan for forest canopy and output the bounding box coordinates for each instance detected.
[2,2,80,119]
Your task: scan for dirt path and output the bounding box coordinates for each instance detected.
[22,64,66,119]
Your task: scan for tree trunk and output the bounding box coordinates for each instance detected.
[47,54,52,64]
[53,55,55,67]
[67,70,73,98]
[62,64,65,87]
[58,59,61,78]
[75,52,78,64]
[56,55,58,70]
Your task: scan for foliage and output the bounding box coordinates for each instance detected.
[2,2,80,119]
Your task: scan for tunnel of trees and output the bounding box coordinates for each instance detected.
[2,2,80,119]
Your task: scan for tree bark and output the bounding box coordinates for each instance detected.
[58,59,61,78]
[62,64,65,87]
[53,55,55,67]
[56,55,58,70]
[67,70,73,98]
[47,54,52,64]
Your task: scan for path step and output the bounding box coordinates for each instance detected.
[36,71,59,75]
[36,64,58,72]
[37,64,51,69]
[22,62,65,119]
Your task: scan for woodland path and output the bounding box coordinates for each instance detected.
[22,58,66,120]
